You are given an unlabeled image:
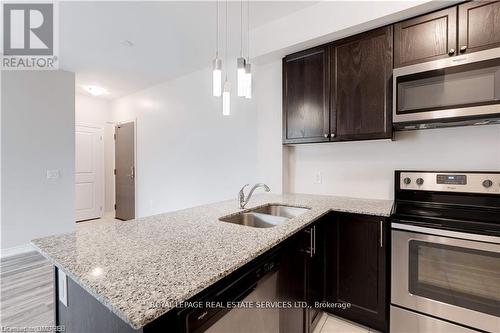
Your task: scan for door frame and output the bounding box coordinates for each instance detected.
[75,123,105,222]
[114,118,137,219]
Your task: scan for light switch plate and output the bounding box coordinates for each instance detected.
[58,269,68,306]
[314,172,322,184]
[46,169,60,180]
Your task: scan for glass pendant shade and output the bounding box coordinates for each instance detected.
[212,58,222,97]
[237,57,246,97]
[244,63,252,99]
[222,80,231,116]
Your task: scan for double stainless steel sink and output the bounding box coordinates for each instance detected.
[219,204,310,228]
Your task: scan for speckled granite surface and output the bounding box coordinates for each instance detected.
[31,193,393,329]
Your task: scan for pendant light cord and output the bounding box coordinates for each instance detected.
[240,0,243,57]
[225,0,228,80]
[215,0,219,58]
[247,0,250,61]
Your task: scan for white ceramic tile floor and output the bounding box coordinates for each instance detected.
[313,312,377,333]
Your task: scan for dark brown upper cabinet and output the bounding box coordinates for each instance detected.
[394,6,457,68]
[283,46,330,144]
[458,1,500,54]
[331,26,393,141]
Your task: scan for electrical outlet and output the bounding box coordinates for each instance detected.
[314,172,322,184]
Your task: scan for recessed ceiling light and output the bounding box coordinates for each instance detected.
[83,85,108,96]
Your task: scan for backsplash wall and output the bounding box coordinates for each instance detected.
[285,125,500,200]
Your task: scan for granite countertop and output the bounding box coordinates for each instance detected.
[31,193,393,330]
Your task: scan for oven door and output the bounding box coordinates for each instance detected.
[393,47,500,129]
[391,224,500,333]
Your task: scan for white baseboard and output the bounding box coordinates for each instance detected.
[1,243,36,258]
[103,211,115,218]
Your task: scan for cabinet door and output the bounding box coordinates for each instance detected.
[394,6,457,67]
[458,1,500,54]
[306,223,325,333]
[279,234,307,333]
[332,27,393,141]
[325,214,388,332]
[283,46,330,144]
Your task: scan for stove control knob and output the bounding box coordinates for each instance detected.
[482,179,493,188]
[416,178,424,186]
[403,177,411,185]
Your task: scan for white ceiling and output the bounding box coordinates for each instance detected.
[59,1,317,99]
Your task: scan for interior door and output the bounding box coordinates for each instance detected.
[75,125,103,221]
[115,122,135,220]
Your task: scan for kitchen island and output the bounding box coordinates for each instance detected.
[31,194,393,332]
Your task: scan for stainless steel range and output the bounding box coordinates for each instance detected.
[391,171,500,333]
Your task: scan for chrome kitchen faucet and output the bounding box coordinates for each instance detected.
[239,183,271,209]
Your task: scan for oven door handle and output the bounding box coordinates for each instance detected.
[392,222,500,244]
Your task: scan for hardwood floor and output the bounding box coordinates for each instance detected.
[0,216,118,329]
[0,251,54,327]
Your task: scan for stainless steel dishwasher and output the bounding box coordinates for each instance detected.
[205,270,279,333]
[182,252,280,333]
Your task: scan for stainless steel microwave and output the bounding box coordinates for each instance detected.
[393,47,500,130]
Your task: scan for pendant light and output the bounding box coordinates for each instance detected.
[244,0,252,99]
[212,1,222,97]
[223,81,231,116]
[237,57,246,97]
[245,63,252,99]
[237,0,246,97]
[222,0,231,115]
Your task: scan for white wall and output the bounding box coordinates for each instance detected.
[286,126,500,200]
[251,1,455,61]
[255,60,283,193]
[112,66,260,217]
[75,94,115,213]
[1,71,75,250]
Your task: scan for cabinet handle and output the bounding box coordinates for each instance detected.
[448,48,455,55]
[309,227,314,257]
[323,133,329,139]
[379,221,383,248]
[460,45,467,53]
[330,133,336,138]
[313,226,316,256]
